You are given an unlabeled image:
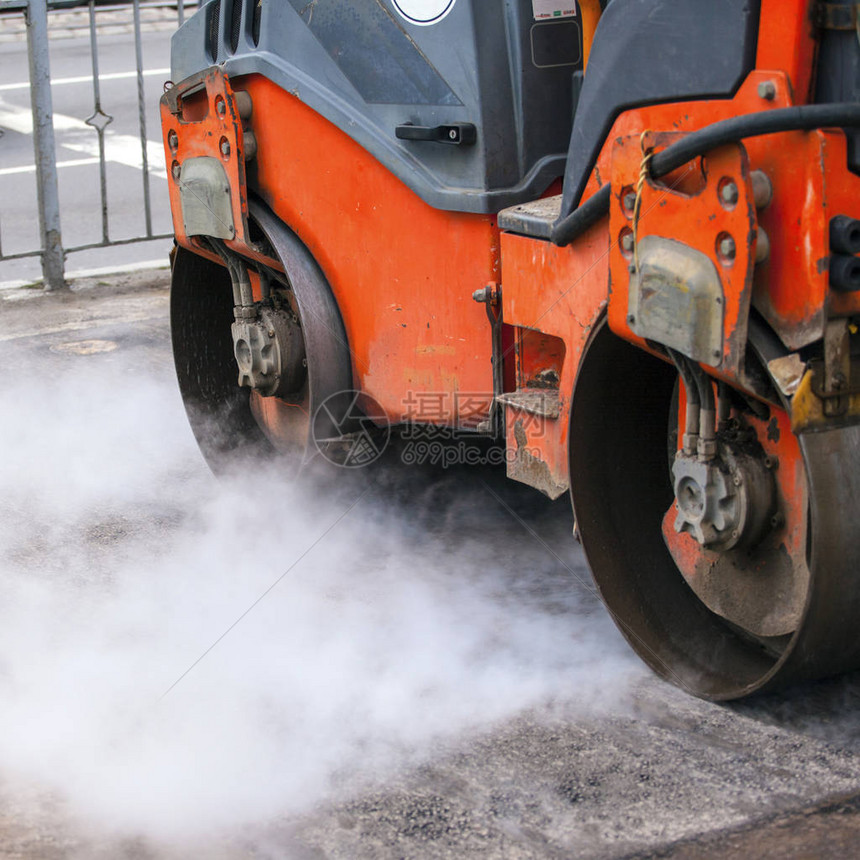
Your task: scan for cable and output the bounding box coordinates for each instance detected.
[551,102,860,246]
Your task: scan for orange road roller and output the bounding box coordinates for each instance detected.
[161,0,860,699]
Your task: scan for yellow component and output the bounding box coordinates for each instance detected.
[791,369,860,434]
[579,0,602,69]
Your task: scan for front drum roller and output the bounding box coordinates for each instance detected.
[170,200,353,471]
[570,320,860,700]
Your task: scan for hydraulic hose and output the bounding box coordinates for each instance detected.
[667,347,701,455]
[692,362,717,457]
[207,237,255,312]
[551,103,860,246]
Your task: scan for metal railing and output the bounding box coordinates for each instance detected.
[2,0,192,289]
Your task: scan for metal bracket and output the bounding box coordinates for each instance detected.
[487,286,504,437]
[473,282,503,436]
[810,318,854,416]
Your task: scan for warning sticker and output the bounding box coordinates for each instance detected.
[532,0,576,19]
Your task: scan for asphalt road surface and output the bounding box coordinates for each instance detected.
[3,276,860,858]
[0,4,181,286]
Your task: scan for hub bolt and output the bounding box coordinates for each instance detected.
[719,235,736,262]
[719,181,739,207]
[167,130,178,153]
[220,138,231,158]
[623,191,637,212]
[620,232,634,255]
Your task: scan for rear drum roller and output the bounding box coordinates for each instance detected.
[171,247,272,468]
[170,200,353,473]
[569,320,860,700]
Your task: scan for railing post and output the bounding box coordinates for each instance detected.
[25,0,66,290]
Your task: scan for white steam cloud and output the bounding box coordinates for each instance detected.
[0,350,640,846]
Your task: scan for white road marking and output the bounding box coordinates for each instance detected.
[0,68,171,92]
[66,259,170,280]
[0,97,167,178]
[0,157,101,176]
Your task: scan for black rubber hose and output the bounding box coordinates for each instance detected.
[689,358,715,418]
[688,358,716,448]
[208,237,254,310]
[549,184,611,247]
[650,103,860,177]
[667,348,701,409]
[551,103,860,246]
[667,347,701,453]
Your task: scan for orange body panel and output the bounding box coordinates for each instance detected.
[756,0,817,103]
[593,72,860,355]
[578,0,602,69]
[241,75,498,428]
[500,223,609,493]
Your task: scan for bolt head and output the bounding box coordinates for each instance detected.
[623,192,637,212]
[719,181,739,207]
[758,80,777,101]
[220,139,231,157]
[167,130,178,152]
[171,162,181,181]
[620,233,634,254]
[719,236,737,260]
[216,99,226,115]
